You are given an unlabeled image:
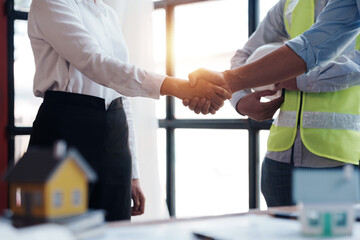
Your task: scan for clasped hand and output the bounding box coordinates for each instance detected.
[160,75,232,113]
[183,68,233,114]
[182,68,297,117]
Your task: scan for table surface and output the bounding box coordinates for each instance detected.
[97,207,360,240]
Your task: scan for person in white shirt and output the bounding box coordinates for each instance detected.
[27,0,231,221]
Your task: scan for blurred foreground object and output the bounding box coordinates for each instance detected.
[293,165,360,237]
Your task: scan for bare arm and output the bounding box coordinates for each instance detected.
[189,45,306,94]
[226,45,306,92]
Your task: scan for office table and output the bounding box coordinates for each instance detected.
[98,208,360,240]
[2,207,359,240]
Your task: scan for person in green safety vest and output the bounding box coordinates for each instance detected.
[185,0,360,207]
[235,0,360,207]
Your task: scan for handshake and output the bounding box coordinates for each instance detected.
[160,68,234,115]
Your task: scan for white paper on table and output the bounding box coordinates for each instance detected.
[192,214,360,240]
[102,214,360,240]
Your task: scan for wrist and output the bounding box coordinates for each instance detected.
[160,77,192,99]
[223,69,240,93]
[132,178,140,187]
[236,99,247,116]
[160,77,179,97]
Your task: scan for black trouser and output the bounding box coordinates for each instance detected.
[261,157,294,207]
[29,91,132,221]
[261,157,346,207]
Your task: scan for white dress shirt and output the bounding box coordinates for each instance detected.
[28,0,167,178]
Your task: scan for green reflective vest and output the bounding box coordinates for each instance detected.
[267,0,360,165]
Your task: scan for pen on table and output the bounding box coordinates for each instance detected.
[193,232,217,240]
[271,212,298,220]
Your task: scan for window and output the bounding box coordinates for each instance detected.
[72,190,82,206]
[175,129,249,217]
[6,0,34,167]
[306,210,321,227]
[335,211,347,227]
[154,0,276,217]
[14,19,40,130]
[15,187,22,207]
[53,191,63,208]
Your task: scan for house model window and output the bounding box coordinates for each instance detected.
[335,212,347,227]
[72,190,81,206]
[306,211,320,227]
[53,191,63,208]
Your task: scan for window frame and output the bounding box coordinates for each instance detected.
[3,0,272,216]
[0,0,9,211]
[3,0,30,210]
[155,0,271,216]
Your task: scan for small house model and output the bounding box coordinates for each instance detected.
[4,141,97,220]
[293,165,360,237]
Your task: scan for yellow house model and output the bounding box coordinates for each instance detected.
[5,142,97,220]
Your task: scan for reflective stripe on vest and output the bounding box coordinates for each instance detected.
[267,0,360,164]
[274,110,360,131]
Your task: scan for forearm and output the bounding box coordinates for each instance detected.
[160,77,190,99]
[161,76,217,100]
[225,45,306,92]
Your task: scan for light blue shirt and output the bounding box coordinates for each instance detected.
[287,0,360,71]
[230,0,360,108]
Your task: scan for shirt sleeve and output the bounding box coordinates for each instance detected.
[230,0,288,70]
[28,0,165,99]
[122,97,140,179]
[296,49,360,92]
[286,0,360,72]
[230,0,288,108]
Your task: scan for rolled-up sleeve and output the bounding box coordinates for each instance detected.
[286,0,360,71]
[296,49,360,92]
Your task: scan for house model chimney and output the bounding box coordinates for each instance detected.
[53,140,67,159]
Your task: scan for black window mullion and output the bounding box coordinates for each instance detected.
[13,10,28,20]
[6,0,15,166]
[165,3,176,216]
[248,0,260,210]
[248,120,260,209]
[248,0,259,37]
